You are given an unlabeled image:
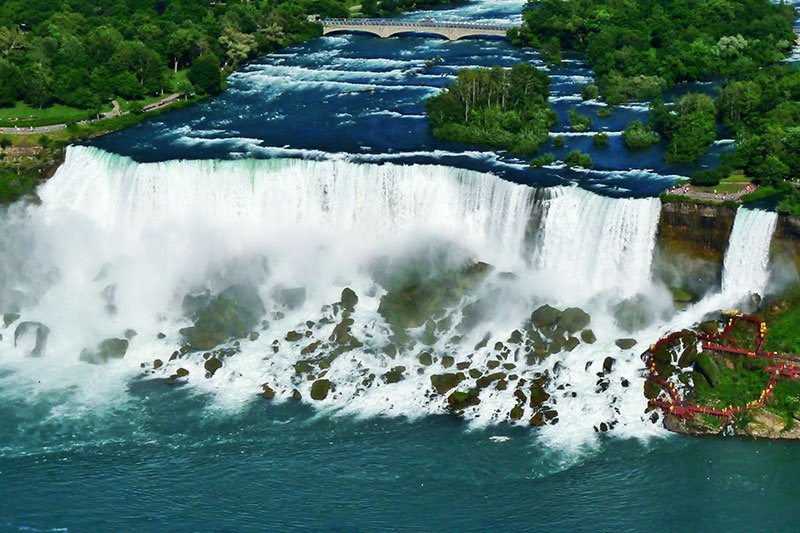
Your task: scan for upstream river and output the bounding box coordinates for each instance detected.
[1,1,798,531]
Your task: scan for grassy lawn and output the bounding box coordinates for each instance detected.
[0,103,109,128]
[691,182,749,193]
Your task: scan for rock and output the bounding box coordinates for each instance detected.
[13,321,50,357]
[430,372,465,395]
[153,359,163,369]
[180,285,266,351]
[419,352,433,366]
[176,367,189,377]
[273,287,307,310]
[157,332,166,339]
[487,360,500,369]
[294,360,313,374]
[745,409,788,439]
[643,379,660,399]
[476,372,505,389]
[509,405,523,420]
[670,287,696,305]
[124,329,137,340]
[261,384,276,400]
[469,368,482,379]
[441,355,455,368]
[565,337,580,352]
[204,357,223,377]
[340,288,359,311]
[291,389,302,400]
[382,366,406,384]
[615,338,637,350]
[447,389,480,411]
[496,379,507,391]
[249,332,260,341]
[285,331,303,342]
[695,353,720,387]
[456,361,470,370]
[560,308,591,333]
[602,356,615,374]
[508,330,523,344]
[79,338,128,365]
[3,313,20,328]
[330,318,354,345]
[531,305,561,329]
[310,379,331,401]
[581,329,596,344]
[612,294,654,333]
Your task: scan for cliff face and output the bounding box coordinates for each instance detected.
[654,201,737,297]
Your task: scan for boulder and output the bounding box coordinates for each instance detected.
[612,294,654,333]
[382,366,406,384]
[447,389,480,411]
[695,353,720,387]
[180,285,266,351]
[565,337,580,352]
[340,288,359,312]
[204,357,223,377]
[419,352,433,366]
[430,372,465,395]
[310,379,331,401]
[80,338,129,364]
[615,338,637,350]
[602,356,615,374]
[441,355,455,368]
[531,305,561,329]
[580,329,597,344]
[13,321,50,357]
[285,331,303,342]
[261,384,276,400]
[560,307,591,333]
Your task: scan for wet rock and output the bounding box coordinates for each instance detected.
[204,357,223,377]
[153,359,163,369]
[581,329,596,344]
[476,372,505,389]
[291,389,302,400]
[456,361,471,370]
[176,367,189,377]
[503,363,516,370]
[180,285,266,351]
[301,340,322,356]
[447,389,480,411]
[487,360,500,369]
[285,331,303,342]
[430,372,465,395]
[565,337,580,352]
[273,287,307,310]
[311,379,331,400]
[496,379,508,391]
[249,332,260,341]
[602,357,615,374]
[294,360,313,375]
[385,344,397,359]
[3,313,20,328]
[532,304,561,329]
[157,332,166,340]
[474,333,491,351]
[340,288,359,312]
[382,366,406,384]
[261,384,276,400]
[621,378,630,387]
[419,352,433,366]
[13,321,50,358]
[509,405,523,420]
[615,338,637,350]
[80,338,128,365]
[643,379,660,399]
[124,329,137,340]
[508,330,523,344]
[560,308,591,333]
[695,353,720,387]
[468,368,482,379]
[441,355,455,368]
[612,294,654,333]
[330,318,354,345]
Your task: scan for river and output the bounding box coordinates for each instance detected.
[0,1,797,531]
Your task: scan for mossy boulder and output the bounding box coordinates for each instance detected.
[430,372,465,395]
[310,379,331,400]
[560,307,591,333]
[695,353,720,387]
[261,384,276,399]
[341,288,359,312]
[382,366,406,384]
[615,338,637,350]
[80,338,128,364]
[180,285,266,351]
[285,331,303,342]
[531,305,561,329]
[204,357,223,377]
[581,329,596,344]
[419,352,433,366]
[670,287,696,305]
[447,388,480,411]
[441,355,455,368]
[476,372,505,389]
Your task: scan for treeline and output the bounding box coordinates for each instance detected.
[361,0,461,18]
[425,63,556,154]
[0,0,353,111]
[515,0,796,103]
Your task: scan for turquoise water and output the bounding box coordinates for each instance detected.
[2,386,799,531]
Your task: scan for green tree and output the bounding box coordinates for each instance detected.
[188,53,222,95]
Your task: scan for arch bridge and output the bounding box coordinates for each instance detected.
[321,18,514,41]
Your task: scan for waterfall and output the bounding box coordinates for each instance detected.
[533,187,662,297]
[722,207,778,297]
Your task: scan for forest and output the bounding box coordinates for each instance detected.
[425,63,557,154]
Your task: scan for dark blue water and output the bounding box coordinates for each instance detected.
[90,5,729,198]
[2,384,799,532]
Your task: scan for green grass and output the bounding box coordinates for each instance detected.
[691,182,748,193]
[0,102,111,128]
[764,305,800,354]
[690,354,771,408]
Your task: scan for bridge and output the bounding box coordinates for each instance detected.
[320,19,514,41]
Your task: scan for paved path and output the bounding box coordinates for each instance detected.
[0,95,181,135]
[646,313,800,419]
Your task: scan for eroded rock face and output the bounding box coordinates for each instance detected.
[179,284,266,351]
[13,321,50,358]
[80,338,128,364]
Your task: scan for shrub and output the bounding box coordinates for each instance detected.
[530,153,555,167]
[564,149,593,168]
[593,132,610,146]
[552,135,565,149]
[580,83,599,101]
[568,109,593,132]
[596,107,613,118]
[690,169,722,187]
[623,121,659,149]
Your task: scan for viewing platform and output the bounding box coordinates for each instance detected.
[320,18,515,41]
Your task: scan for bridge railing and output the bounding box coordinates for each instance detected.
[320,18,515,31]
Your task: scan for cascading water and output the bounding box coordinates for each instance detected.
[722,207,779,298]
[0,146,674,448]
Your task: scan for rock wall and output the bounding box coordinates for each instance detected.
[653,201,737,297]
